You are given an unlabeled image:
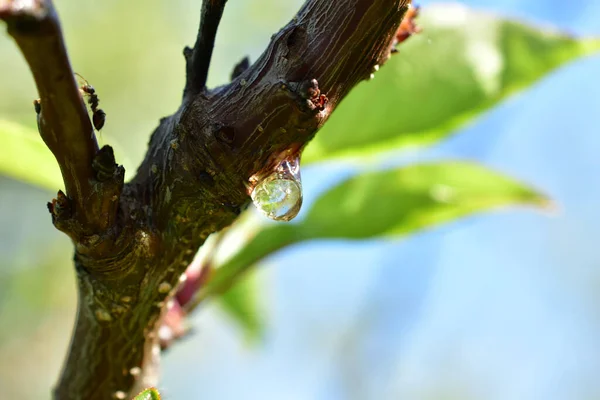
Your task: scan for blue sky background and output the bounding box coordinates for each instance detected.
[162,1,600,399]
[0,1,598,399]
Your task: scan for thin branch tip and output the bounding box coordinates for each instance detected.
[183,0,228,98]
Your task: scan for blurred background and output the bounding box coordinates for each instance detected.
[1,0,600,399]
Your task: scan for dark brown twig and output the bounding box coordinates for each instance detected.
[0,0,123,236]
[0,1,97,199]
[183,0,228,100]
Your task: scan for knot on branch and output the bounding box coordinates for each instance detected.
[297,79,329,112]
[282,78,329,113]
[285,25,308,54]
[214,125,237,150]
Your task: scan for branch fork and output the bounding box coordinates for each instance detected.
[2,0,416,398]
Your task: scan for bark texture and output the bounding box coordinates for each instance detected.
[1,0,411,398]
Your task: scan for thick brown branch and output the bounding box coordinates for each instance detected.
[183,0,228,100]
[62,0,411,396]
[0,0,115,233]
[5,0,411,399]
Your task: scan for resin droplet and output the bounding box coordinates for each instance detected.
[158,281,172,294]
[113,391,126,400]
[251,156,302,221]
[95,308,112,322]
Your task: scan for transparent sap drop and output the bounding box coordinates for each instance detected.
[251,157,303,221]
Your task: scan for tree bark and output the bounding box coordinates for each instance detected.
[1,0,411,398]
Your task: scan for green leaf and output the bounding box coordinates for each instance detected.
[203,162,549,297]
[298,162,550,239]
[218,271,264,341]
[302,4,600,164]
[0,120,61,190]
[132,388,161,400]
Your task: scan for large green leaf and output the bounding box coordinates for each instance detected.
[0,120,61,190]
[303,4,600,164]
[299,162,549,239]
[203,162,549,298]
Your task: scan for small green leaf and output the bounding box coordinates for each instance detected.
[203,162,549,297]
[0,120,61,190]
[218,271,263,340]
[303,4,600,164]
[132,387,161,400]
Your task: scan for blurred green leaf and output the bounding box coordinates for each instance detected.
[303,4,600,164]
[218,272,264,340]
[299,161,549,239]
[203,161,549,297]
[132,388,161,400]
[0,120,61,190]
[203,225,298,301]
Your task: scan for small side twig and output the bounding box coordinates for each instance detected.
[183,0,228,100]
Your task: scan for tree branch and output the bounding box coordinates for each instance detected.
[3,0,411,399]
[0,0,124,241]
[183,0,228,101]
